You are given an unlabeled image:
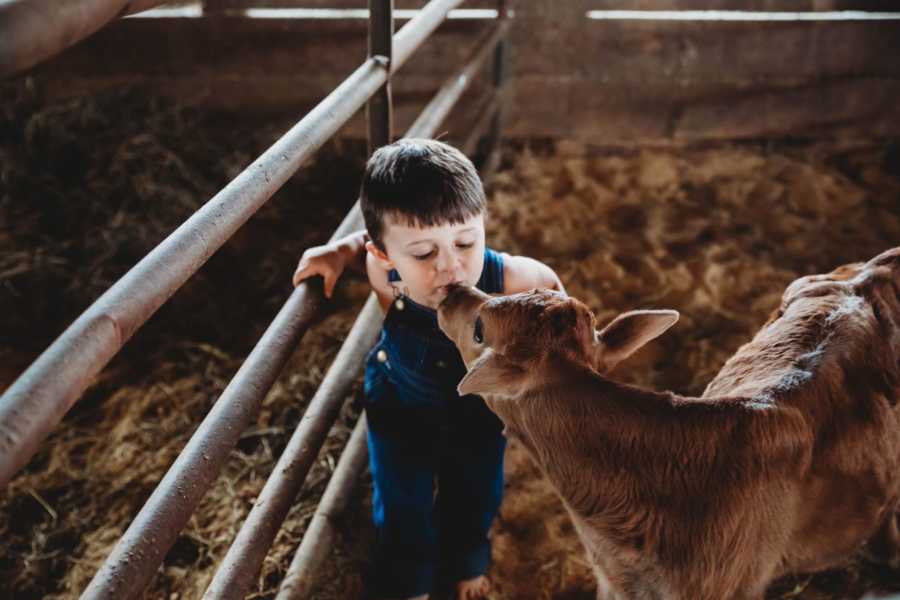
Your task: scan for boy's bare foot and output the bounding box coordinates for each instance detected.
[456,575,490,600]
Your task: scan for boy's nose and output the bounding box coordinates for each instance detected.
[435,250,458,274]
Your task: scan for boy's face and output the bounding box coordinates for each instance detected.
[369,212,486,309]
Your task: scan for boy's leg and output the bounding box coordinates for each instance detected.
[367,416,440,598]
[434,425,506,591]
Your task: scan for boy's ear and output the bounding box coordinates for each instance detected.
[596,309,679,370]
[458,349,529,398]
[365,240,394,269]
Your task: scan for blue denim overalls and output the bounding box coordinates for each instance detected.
[364,247,506,598]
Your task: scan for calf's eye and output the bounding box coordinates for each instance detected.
[473,317,484,344]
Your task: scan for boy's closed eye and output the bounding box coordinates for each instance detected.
[412,242,475,260]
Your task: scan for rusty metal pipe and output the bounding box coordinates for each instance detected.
[0,54,390,492]
[201,294,383,600]
[406,20,508,139]
[0,0,165,77]
[274,414,370,600]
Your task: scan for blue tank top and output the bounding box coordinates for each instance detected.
[365,247,505,406]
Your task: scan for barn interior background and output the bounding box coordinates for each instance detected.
[1,0,899,598]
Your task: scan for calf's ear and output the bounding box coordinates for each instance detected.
[458,349,529,397]
[597,309,679,369]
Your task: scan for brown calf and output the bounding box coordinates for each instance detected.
[437,247,900,600]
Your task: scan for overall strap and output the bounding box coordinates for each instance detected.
[476,247,505,295]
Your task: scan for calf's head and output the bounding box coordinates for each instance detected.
[438,285,679,398]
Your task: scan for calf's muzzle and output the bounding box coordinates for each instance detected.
[437,284,492,363]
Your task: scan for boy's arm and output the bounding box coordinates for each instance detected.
[502,254,566,295]
[292,230,368,297]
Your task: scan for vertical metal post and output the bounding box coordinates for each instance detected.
[368,0,394,152]
[484,0,509,173]
[492,0,509,92]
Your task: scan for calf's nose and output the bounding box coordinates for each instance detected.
[438,284,469,322]
[438,284,488,339]
[439,284,486,315]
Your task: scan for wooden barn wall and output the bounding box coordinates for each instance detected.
[15,0,900,144]
[512,0,900,142]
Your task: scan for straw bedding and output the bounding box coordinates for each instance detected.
[1,85,899,599]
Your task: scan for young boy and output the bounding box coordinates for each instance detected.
[292,139,563,600]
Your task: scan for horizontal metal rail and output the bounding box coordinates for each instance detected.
[199,17,510,599]
[0,0,165,77]
[0,0,467,492]
[71,1,467,598]
[274,414,369,600]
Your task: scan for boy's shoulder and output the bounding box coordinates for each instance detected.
[499,251,564,295]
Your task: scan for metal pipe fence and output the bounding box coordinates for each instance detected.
[199,20,508,595]
[3,1,512,597]
[0,0,469,492]
[75,2,479,597]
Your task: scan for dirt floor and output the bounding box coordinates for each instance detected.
[2,86,900,599]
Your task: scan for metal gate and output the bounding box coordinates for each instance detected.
[0,1,511,597]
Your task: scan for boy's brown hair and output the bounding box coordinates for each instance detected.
[360,138,486,250]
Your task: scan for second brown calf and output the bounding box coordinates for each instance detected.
[437,247,900,600]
